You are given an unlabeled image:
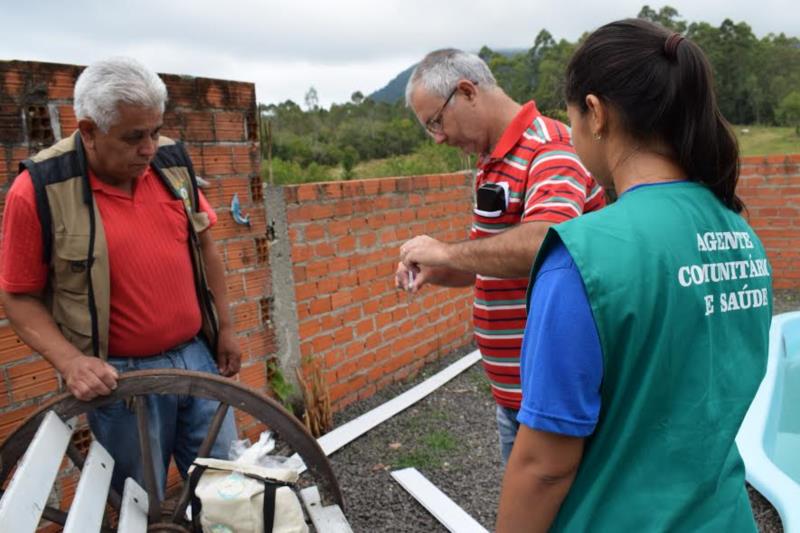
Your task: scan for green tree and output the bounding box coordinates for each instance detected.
[304,87,320,111]
[777,91,800,134]
[638,5,687,32]
[341,145,358,179]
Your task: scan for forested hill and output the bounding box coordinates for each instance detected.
[369,65,415,103]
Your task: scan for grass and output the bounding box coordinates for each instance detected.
[392,429,459,469]
[350,143,472,180]
[261,143,471,185]
[468,367,492,395]
[734,125,800,157]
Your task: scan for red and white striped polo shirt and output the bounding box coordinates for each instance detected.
[471,101,605,409]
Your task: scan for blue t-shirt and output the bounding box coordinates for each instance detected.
[517,239,603,437]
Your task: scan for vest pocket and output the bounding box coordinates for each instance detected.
[52,233,95,295]
[52,284,93,336]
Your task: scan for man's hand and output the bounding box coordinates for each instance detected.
[399,235,451,269]
[215,327,241,377]
[395,261,431,293]
[61,355,119,401]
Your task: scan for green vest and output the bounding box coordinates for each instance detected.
[531,182,771,532]
[20,131,219,359]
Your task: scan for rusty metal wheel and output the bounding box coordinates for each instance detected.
[0,369,342,531]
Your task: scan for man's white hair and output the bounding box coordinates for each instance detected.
[73,57,167,132]
[405,48,497,106]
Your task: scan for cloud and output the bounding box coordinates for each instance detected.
[2,0,797,106]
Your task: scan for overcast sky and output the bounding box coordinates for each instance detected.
[2,1,797,108]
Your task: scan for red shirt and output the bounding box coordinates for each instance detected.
[470,101,606,409]
[0,167,217,356]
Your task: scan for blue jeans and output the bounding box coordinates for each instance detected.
[88,337,238,499]
[496,405,520,465]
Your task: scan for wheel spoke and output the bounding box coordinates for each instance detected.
[170,401,230,523]
[134,395,162,522]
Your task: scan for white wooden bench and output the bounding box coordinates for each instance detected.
[0,410,148,533]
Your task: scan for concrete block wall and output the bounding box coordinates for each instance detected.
[738,155,800,289]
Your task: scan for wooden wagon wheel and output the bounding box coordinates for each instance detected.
[0,369,343,532]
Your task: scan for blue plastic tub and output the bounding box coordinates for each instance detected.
[737,311,800,531]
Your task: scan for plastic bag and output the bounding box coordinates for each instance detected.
[229,430,293,470]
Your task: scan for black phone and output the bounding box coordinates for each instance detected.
[476,182,506,212]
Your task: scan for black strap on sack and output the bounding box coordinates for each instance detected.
[188,463,289,533]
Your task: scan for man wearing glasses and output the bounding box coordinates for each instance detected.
[396,48,605,464]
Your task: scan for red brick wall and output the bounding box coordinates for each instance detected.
[284,174,475,410]
[738,155,800,289]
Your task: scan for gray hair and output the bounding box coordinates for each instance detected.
[74,57,167,132]
[405,48,497,106]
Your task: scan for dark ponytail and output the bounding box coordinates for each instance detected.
[565,18,744,213]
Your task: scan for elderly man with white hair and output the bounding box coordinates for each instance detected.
[0,57,238,498]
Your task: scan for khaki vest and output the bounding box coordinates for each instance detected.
[20,131,219,359]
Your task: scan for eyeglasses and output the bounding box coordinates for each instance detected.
[425,86,459,135]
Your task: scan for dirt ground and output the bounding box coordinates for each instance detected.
[324,289,799,531]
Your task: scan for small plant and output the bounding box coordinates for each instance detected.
[467,368,492,395]
[296,363,333,437]
[266,358,295,413]
[392,429,458,469]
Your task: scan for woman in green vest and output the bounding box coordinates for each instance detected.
[496,19,772,532]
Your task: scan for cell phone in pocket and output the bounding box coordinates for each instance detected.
[476,182,508,216]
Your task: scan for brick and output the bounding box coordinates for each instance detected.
[58,469,80,510]
[203,82,227,108]
[232,144,259,174]
[299,319,322,339]
[233,302,259,332]
[48,69,76,100]
[0,325,35,363]
[309,296,332,314]
[305,225,326,242]
[242,330,277,361]
[201,145,234,174]
[184,111,214,142]
[58,105,77,136]
[310,204,335,221]
[335,235,356,253]
[317,277,339,294]
[214,112,245,141]
[294,281,317,302]
[225,239,257,270]
[8,358,59,402]
[306,260,330,280]
[243,269,270,298]
[225,273,246,301]
[3,69,24,98]
[162,75,197,107]
[296,185,318,202]
[240,361,267,391]
[0,404,38,442]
